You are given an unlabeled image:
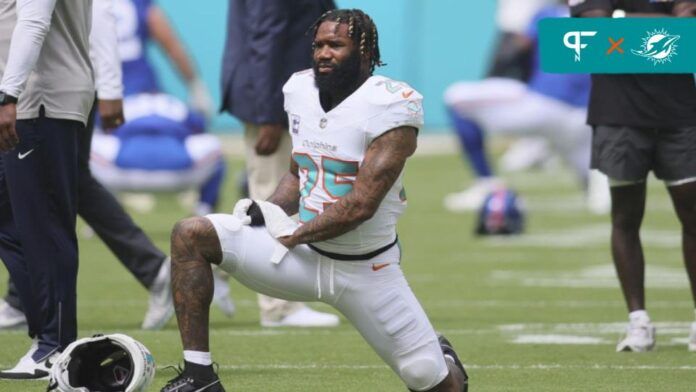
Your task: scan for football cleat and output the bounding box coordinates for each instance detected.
[438,334,469,392]
[161,362,225,392]
[616,320,656,352]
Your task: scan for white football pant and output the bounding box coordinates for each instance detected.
[206,213,450,391]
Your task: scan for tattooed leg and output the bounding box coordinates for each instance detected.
[170,216,223,351]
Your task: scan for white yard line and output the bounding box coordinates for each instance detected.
[485,224,680,249]
[421,299,695,308]
[1,361,690,371]
[491,263,688,288]
[497,321,696,346]
[498,321,694,334]
[511,335,608,344]
[154,363,696,371]
[72,298,694,309]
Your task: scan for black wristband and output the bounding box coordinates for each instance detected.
[0,91,18,106]
[247,201,266,226]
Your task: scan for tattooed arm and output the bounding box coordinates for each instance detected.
[278,126,417,248]
[267,158,301,216]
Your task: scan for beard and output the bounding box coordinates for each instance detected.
[313,51,362,93]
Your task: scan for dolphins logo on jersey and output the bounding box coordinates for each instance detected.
[631,29,680,65]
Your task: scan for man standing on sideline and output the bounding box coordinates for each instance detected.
[220,0,339,327]
[0,0,93,379]
[571,0,696,352]
[0,0,174,333]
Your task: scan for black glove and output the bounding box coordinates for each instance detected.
[247,200,266,226]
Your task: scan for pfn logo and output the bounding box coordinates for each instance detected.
[563,31,597,62]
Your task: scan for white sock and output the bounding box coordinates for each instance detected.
[629,310,650,324]
[183,350,212,366]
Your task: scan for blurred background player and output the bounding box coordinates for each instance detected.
[113,0,213,115]
[90,93,225,218]
[0,0,177,333]
[571,0,696,352]
[161,9,468,391]
[103,0,235,316]
[442,1,610,215]
[219,0,340,328]
[488,0,556,80]
[485,0,558,173]
[104,0,223,217]
[0,0,93,379]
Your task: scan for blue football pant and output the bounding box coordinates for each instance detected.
[0,111,80,359]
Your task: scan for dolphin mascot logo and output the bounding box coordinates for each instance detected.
[632,30,680,64]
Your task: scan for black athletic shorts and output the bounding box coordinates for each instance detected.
[591,125,696,182]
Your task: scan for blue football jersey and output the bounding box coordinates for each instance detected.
[113,94,207,170]
[113,0,160,96]
[525,5,590,108]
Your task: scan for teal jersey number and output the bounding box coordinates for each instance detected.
[293,153,319,222]
[322,157,359,199]
[293,154,359,222]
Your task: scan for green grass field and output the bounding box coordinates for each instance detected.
[1,151,695,391]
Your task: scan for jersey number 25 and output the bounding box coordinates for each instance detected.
[293,153,359,222]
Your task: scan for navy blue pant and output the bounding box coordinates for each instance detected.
[0,110,80,360]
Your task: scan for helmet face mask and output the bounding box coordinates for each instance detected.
[67,340,133,390]
[49,334,155,392]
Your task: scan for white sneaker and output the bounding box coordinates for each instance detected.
[141,257,175,330]
[499,137,550,173]
[688,322,696,352]
[0,299,27,330]
[0,340,54,380]
[212,267,236,318]
[616,320,656,352]
[261,306,340,328]
[443,177,504,212]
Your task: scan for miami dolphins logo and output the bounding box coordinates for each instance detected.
[631,29,680,65]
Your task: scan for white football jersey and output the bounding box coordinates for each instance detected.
[283,69,424,255]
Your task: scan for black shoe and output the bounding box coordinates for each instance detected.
[160,362,226,392]
[438,334,469,392]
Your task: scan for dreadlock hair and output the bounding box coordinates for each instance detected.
[309,9,384,74]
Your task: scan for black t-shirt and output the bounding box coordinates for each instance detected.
[570,0,696,128]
